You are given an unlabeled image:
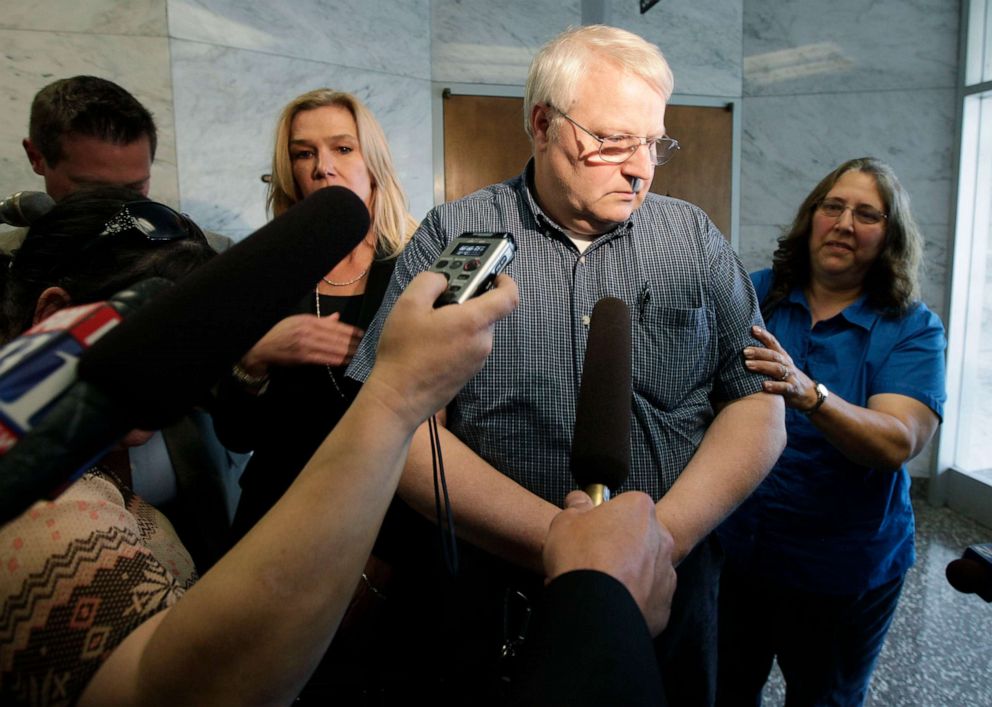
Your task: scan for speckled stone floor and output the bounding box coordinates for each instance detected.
[759,487,992,706]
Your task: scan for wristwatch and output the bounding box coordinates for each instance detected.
[802,381,829,416]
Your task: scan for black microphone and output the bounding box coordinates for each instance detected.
[78,185,369,429]
[946,544,992,602]
[569,297,631,506]
[0,278,173,524]
[0,191,55,226]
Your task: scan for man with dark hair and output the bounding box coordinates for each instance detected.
[2,76,231,253]
[22,75,157,200]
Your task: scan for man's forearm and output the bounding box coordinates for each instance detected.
[399,421,561,574]
[655,391,785,564]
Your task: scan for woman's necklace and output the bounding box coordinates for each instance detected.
[314,288,349,401]
[321,266,370,287]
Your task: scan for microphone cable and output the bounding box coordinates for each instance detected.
[429,413,459,576]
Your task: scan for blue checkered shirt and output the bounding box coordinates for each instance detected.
[348,165,766,505]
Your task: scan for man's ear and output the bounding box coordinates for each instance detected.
[22,138,46,177]
[530,104,553,150]
[33,287,73,326]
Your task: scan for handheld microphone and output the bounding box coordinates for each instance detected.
[946,543,992,602]
[79,185,370,429]
[569,297,631,505]
[630,177,643,194]
[0,191,55,227]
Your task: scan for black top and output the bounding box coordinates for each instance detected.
[212,257,394,541]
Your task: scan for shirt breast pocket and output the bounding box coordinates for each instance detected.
[634,305,716,411]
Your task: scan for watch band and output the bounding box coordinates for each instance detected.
[802,381,829,416]
[232,361,270,394]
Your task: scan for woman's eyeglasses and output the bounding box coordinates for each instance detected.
[817,198,887,226]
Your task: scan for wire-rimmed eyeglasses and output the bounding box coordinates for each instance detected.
[549,105,680,166]
[817,198,887,226]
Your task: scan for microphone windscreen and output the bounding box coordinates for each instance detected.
[0,191,55,227]
[78,186,369,428]
[570,297,632,491]
[946,549,992,602]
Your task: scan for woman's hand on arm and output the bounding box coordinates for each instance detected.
[238,312,364,376]
[744,325,939,470]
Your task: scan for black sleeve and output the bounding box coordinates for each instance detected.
[508,570,666,707]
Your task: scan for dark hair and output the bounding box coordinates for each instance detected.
[0,187,214,343]
[763,157,924,318]
[28,76,158,166]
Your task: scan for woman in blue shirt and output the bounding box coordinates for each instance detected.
[716,157,946,706]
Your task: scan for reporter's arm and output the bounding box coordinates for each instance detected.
[79,273,518,707]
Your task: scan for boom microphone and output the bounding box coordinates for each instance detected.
[946,543,992,602]
[0,191,55,226]
[79,185,369,429]
[569,297,631,505]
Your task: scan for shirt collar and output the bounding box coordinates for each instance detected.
[787,286,879,331]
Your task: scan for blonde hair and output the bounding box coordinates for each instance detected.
[267,89,416,258]
[524,25,674,141]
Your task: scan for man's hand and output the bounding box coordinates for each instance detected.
[363,272,519,429]
[544,490,676,636]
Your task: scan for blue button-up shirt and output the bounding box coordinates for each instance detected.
[719,268,947,594]
[349,165,766,505]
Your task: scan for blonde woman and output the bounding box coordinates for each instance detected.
[214,89,416,540]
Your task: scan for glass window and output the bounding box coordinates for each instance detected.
[945,0,992,475]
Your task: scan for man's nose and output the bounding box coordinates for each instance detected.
[622,143,655,182]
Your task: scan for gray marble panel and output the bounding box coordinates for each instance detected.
[0,29,178,208]
[168,0,430,81]
[171,41,433,241]
[740,89,956,233]
[0,0,166,35]
[743,0,959,96]
[432,0,580,84]
[611,0,742,98]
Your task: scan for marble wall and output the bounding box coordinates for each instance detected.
[168,0,433,240]
[0,0,179,212]
[432,0,742,97]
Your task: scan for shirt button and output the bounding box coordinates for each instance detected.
[579,256,586,265]
[581,315,591,327]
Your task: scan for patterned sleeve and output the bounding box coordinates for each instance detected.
[346,208,449,384]
[707,230,767,403]
[0,474,196,706]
